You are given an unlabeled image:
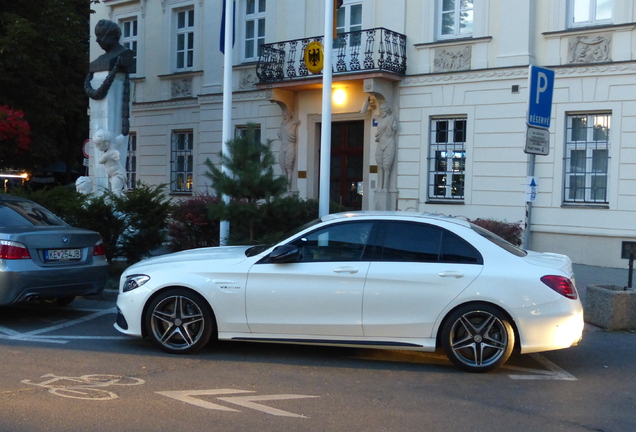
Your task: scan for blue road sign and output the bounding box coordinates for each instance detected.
[527,65,554,129]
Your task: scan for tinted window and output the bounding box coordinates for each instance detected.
[0,201,66,227]
[440,230,482,264]
[381,222,441,262]
[289,222,373,262]
[470,223,527,257]
[378,222,482,264]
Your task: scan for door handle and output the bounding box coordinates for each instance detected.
[333,266,359,274]
[439,271,464,278]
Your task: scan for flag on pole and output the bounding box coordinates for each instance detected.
[333,0,343,40]
[220,0,235,54]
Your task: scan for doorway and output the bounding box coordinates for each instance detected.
[330,121,364,210]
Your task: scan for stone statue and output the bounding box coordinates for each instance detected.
[75,176,93,195]
[278,108,300,190]
[375,102,398,191]
[89,19,135,73]
[93,129,127,197]
[84,19,133,135]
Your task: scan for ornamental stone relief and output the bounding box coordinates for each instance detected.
[171,78,193,98]
[238,70,257,90]
[568,34,611,64]
[433,45,471,73]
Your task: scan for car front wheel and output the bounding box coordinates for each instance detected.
[441,304,514,373]
[145,288,215,354]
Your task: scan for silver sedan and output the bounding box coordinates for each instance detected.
[0,195,109,306]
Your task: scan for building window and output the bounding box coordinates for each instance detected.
[126,133,137,190]
[235,124,261,143]
[564,113,610,204]
[243,0,266,61]
[569,0,612,28]
[428,118,466,201]
[175,8,195,70]
[439,0,473,39]
[335,1,362,47]
[171,131,194,193]
[120,17,138,72]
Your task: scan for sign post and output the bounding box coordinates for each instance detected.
[524,65,554,249]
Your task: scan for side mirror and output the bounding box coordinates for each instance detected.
[269,245,300,263]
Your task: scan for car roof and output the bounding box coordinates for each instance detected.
[321,211,472,228]
[0,194,29,202]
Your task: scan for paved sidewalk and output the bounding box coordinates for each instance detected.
[573,264,632,305]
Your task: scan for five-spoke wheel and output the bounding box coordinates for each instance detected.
[145,288,214,354]
[441,304,514,373]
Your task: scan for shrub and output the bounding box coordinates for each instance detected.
[469,218,524,246]
[110,183,174,264]
[169,193,221,252]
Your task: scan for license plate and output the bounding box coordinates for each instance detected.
[45,249,81,261]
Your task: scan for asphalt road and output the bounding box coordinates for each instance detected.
[0,292,634,432]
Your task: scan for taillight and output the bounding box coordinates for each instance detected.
[541,275,578,300]
[0,240,31,260]
[93,240,106,257]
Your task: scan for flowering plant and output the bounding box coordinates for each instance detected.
[0,105,31,154]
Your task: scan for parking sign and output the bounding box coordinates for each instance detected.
[527,65,554,129]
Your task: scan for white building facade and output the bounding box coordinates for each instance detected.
[90,0,636,269]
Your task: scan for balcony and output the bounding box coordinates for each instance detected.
[256,27,407,84]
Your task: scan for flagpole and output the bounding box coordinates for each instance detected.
[319,0,334,217]
[220,0,233,245]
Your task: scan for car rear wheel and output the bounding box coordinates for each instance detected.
[441,304,514,373]
[145,288,214,354]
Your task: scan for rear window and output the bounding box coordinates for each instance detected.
[470,223,527,257]
[0,201,67,227]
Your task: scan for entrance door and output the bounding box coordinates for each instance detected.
[330,121,364,210]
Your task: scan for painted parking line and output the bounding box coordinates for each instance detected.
[505,353,577,380]
[0,307,125,344]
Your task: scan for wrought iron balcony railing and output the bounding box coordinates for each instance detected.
[256,27,406,83]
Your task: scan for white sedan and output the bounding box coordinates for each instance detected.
[114,212,584,372]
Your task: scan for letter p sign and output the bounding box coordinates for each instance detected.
[528,65,555,129]
[536,72,548,105]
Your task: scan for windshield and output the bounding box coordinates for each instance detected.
[245,218,322,257]
[0,200,67,227]
[470,223,527,257]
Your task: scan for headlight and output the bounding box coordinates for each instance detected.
[123,274,150,292]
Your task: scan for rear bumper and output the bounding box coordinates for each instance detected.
[0,260,109,305]
[514,299,584,354]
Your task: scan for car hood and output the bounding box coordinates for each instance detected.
[126,246,253,272]
[522,250,573,275]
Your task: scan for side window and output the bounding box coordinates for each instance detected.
[440,230,482,264]
[289,222,373,262]
[378,222,482,264]
[380,222,442,262]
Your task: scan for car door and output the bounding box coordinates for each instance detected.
[245,221,375,336]
[362,221,483,338]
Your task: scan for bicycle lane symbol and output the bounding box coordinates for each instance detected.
[21,374,145,400]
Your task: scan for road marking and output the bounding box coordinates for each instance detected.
[0,307,120,344]
[22,374,145,400]
[157,389,319,418]
[219,394,319,418]
[506,353,577,380]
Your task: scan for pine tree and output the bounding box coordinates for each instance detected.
[204,124,288,243]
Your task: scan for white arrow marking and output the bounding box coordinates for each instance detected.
[219,394,319,418]
[156,389,318,417]
[156,389,254,412]
[506,353,577,380]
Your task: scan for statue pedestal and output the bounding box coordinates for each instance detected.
[374,190,398,211]
[88,72,128,195]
